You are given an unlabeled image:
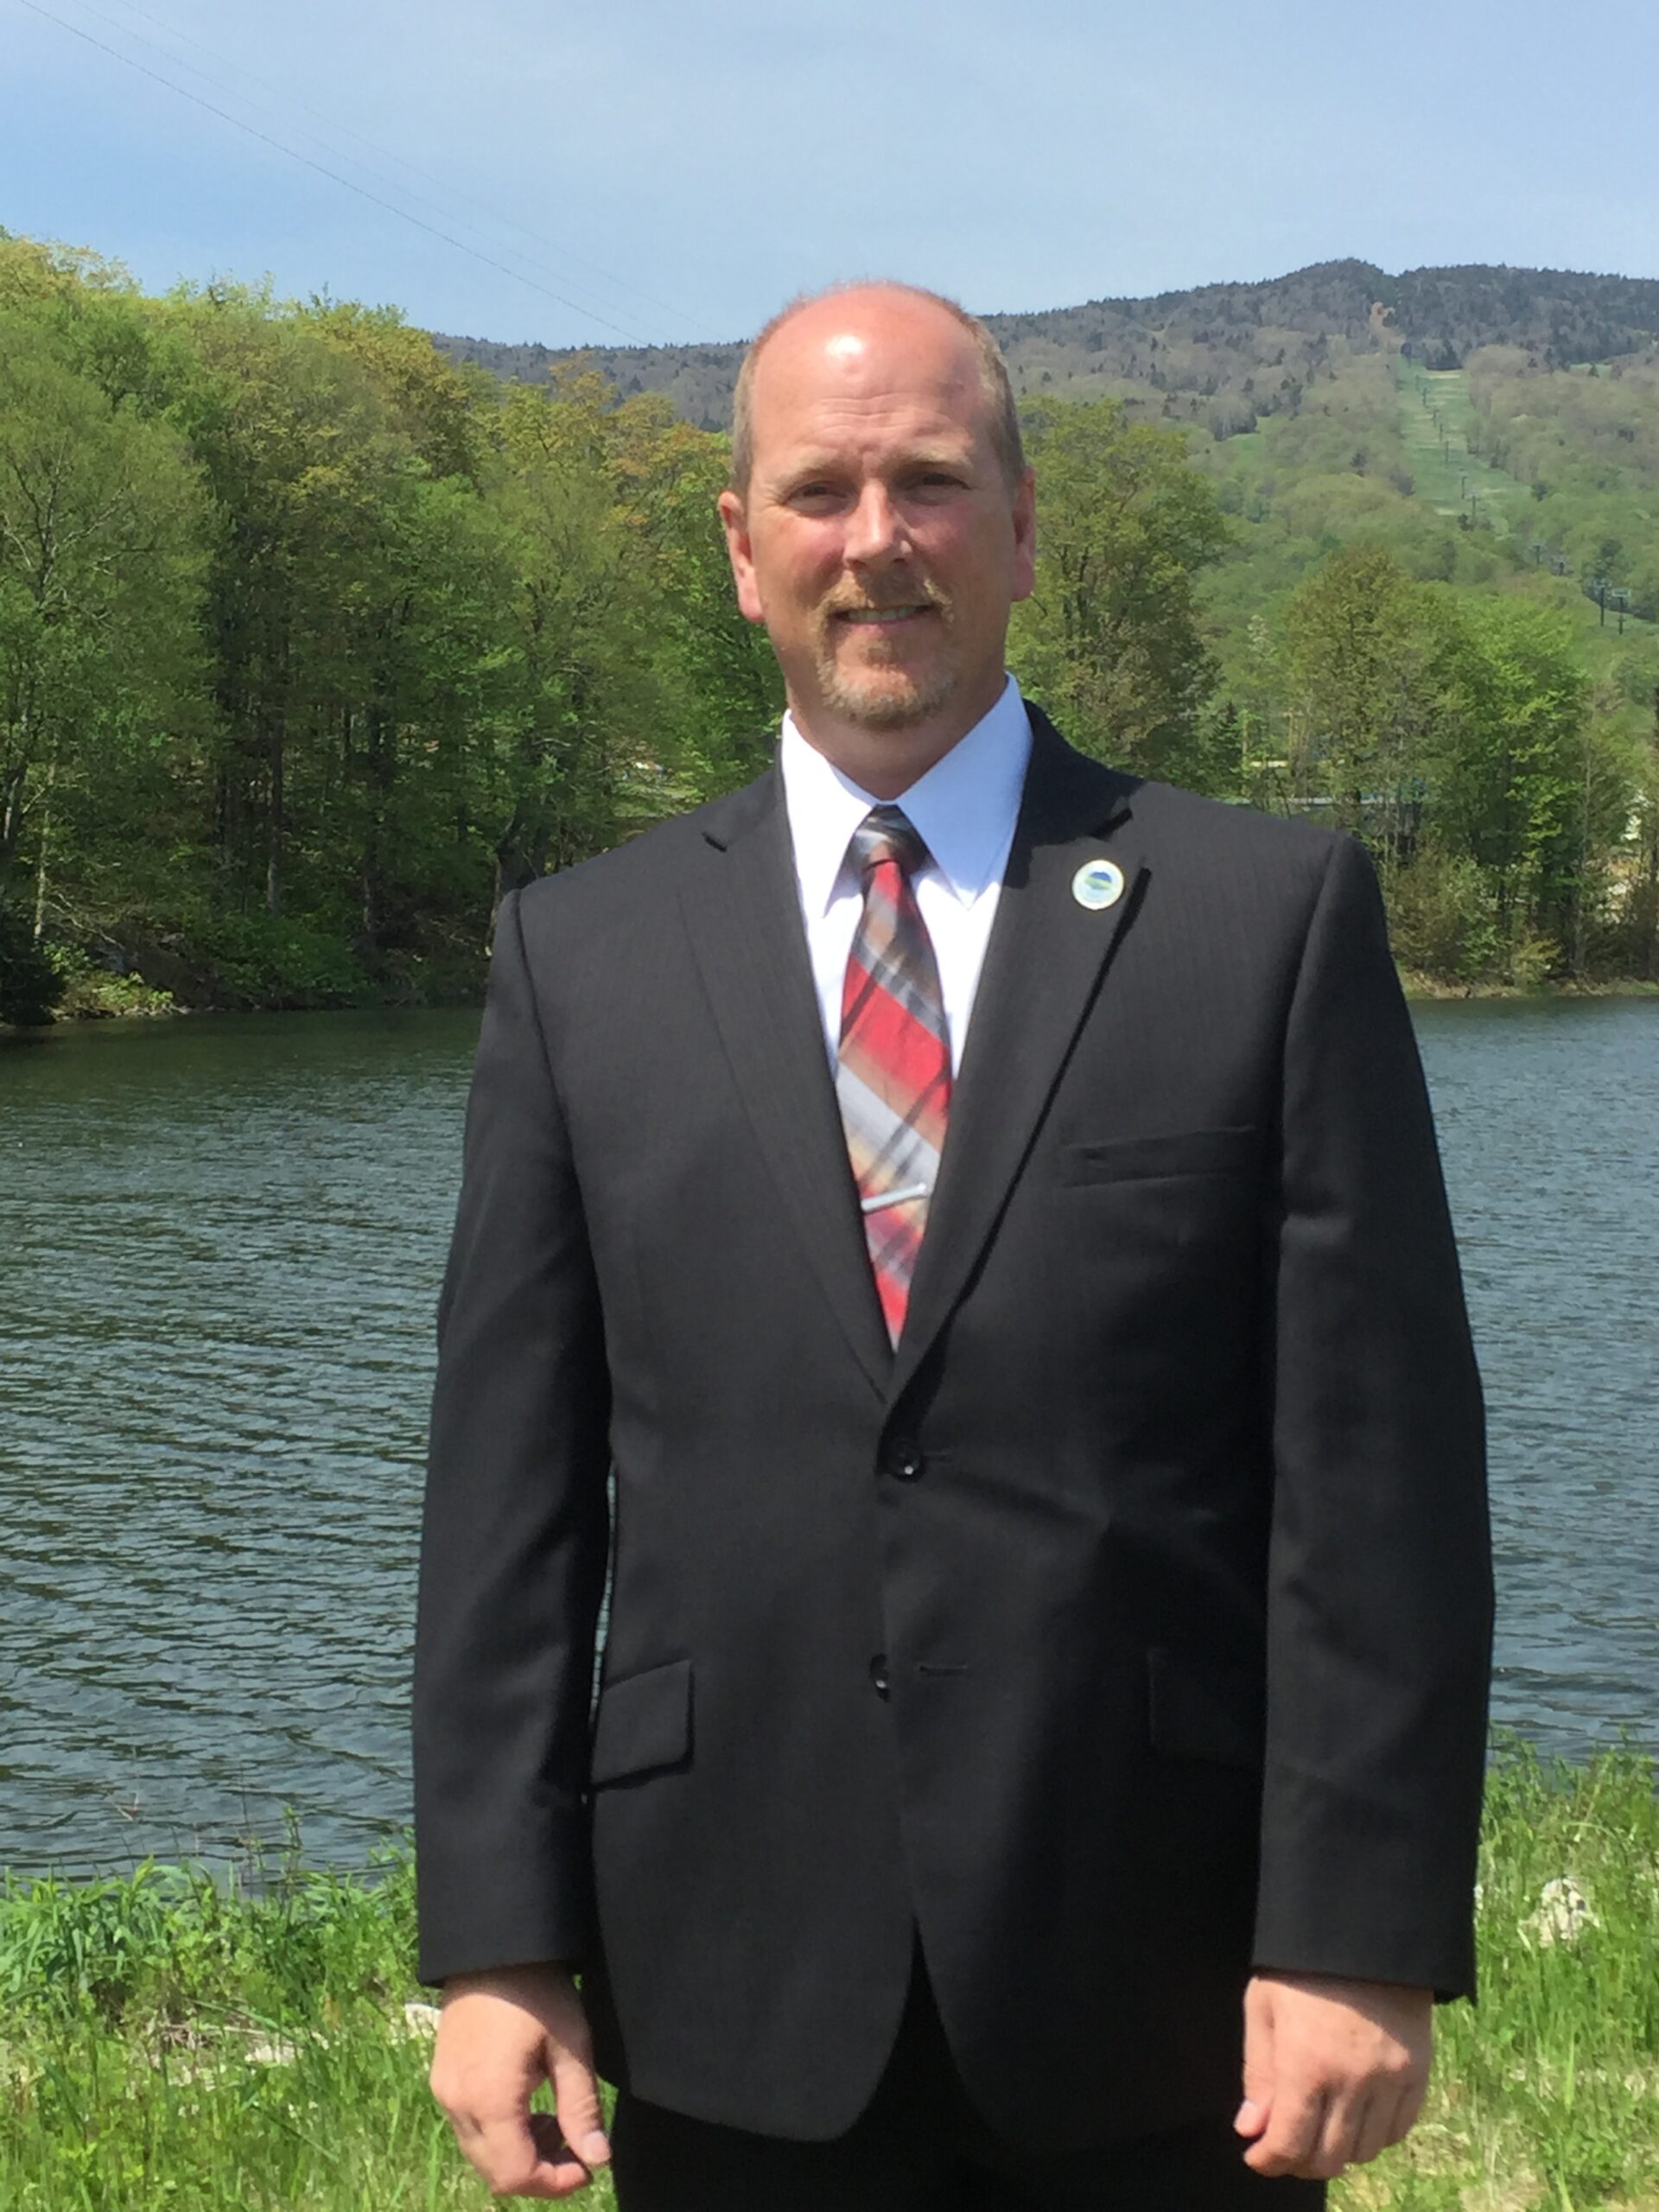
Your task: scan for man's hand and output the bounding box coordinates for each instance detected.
[1235,1972,1432,2181]
[430,1961,611,2199]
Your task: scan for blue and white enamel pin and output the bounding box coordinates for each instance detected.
[1071,858,1126,912]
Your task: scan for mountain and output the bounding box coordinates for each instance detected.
[429,259,1659,432]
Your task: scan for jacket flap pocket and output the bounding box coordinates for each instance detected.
[1147,1647,1264,1769]
[589,1656,692,1786]
[1059,1127,1260,1185]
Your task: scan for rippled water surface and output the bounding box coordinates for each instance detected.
[2,999,1655,1874]
[1413,999,1659,1767]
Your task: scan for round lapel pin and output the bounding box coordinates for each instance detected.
[1071,858,1125,912]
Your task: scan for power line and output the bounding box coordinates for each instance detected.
[15,0,654,346]
[87,0,698,332]
[52,0,690,338]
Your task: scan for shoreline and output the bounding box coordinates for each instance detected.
[9,972,1659,1033]
[1401,970,1659,1001]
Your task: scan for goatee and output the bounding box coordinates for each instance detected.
[812,586,959,730]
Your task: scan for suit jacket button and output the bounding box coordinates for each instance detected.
[869,1656,890,1698]
[883,1440,924,1481]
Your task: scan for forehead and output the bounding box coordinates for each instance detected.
[748,303,991,463]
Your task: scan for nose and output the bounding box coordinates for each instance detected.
[843,480,907,568]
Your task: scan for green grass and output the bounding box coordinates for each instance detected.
[1396,363,1534,537]
[1,1745,1654,2209]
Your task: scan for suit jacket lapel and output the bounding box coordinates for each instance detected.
[679,767,892,1395]
[887,709,1145,1404]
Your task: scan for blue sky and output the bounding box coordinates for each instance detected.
[6,0,1658,348]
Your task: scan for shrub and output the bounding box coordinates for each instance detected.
[194,913,367,1009]
[1385,849,1503,983]
[49,944,175,1019]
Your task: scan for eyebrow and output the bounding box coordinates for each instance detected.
[774,448,976,489]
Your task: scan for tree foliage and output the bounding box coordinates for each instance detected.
[0,243,779,1011]
[0,232,1652,1018]
[1241,549,1643,982]
[1009,397,1231,786]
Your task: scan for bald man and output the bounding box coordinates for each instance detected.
[413,283,1491,2209]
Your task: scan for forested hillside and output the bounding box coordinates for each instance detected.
[3,232,1657,1027]
[433,259,1659,430]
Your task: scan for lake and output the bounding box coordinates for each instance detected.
[2,998,1656,1876]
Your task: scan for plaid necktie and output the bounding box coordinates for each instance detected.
[837,805,952,1346]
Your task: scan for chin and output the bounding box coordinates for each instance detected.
[836,692,937,733]
[818,659,959,733]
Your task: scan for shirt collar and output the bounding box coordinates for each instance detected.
[779,674,1032,916]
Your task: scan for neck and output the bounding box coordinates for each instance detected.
[787,671,1006,801]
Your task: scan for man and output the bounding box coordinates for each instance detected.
[413,283,1491,2208]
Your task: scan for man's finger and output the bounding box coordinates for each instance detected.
[1242,2084,1326,2176]
[1236,1978,1274,2138]
[464,2110,588,2200]
[1309,2085,1368,2180]
[1351,2085,1399,2169]
[550,2045,613,2171]
[1360,2063,1428,2166]
[1385,2071,1428,2146]
[525,2110,603,2196]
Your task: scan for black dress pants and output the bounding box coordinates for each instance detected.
[610,1944,1326,2211]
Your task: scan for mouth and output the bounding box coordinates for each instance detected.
[833,605,934,627]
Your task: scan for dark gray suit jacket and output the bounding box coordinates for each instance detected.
[411,706,1491,2149]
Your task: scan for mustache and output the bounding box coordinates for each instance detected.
[822,580,950,618]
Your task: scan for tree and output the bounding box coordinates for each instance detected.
[1281,546,1459,849]
[0,309,207,940]
[600,391,781,800]
[1008,397,1230,787]
[0,886,62,1023]
[1428,597,1593,956]
[1624,689,1659,980]
[156,291,517,950]
[480,377,678,904]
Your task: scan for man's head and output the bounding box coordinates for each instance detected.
[718,282,1036,797]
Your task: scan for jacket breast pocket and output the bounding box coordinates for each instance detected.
[1058,1126,1262,1187]
[1146,1647,1264,1770]
[588,1656,692,1787]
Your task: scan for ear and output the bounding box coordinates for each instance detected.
[717,488,766,626]
[1009,467,1038,605]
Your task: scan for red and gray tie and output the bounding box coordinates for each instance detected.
[837,806,952,1346]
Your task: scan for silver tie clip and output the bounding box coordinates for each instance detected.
[861,1183,931,1215]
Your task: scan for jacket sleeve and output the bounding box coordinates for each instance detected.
[411,887,612,1986]
[1253,834,1493,1999]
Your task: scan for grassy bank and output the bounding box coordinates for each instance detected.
[2,1745,1654,2209]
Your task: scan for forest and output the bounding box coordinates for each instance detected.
[435,257,1659,429]
[3,232,1658,1026]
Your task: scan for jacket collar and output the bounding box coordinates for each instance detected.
[685,703,1146,1400]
